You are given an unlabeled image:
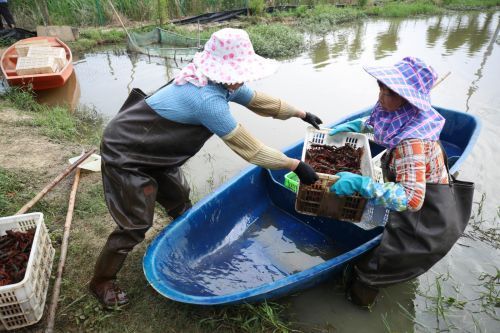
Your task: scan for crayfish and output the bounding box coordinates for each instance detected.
[305,143,363,175]
[0,229,35,286]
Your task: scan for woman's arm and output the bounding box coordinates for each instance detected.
[369,139,426,211]
[222,123,297,170]
[246,91,303,120]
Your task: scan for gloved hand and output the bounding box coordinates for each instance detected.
[302,112,323,130]
[329,118,364,136]
[294,161,319,185]
[330,172,374,198]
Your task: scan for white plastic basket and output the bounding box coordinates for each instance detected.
[14,40,51,57]
[372,150,386,183]
[0,213,55,331]
[15,56,58,76]
[26,46,67,69]
[296,127,374,222]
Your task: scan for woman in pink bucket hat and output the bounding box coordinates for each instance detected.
[329,57,469,307]
[89,28,322,307]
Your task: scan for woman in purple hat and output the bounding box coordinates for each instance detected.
[90,28,322,307]
[329,57,468,307]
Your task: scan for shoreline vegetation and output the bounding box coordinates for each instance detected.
[1,2,499,332]
[7,1,500,56]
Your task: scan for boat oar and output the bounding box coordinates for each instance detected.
[45,153,101,333]
[15,148,96,215]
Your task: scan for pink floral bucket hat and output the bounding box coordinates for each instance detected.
[175,28,279,86]
[363,56,438,112]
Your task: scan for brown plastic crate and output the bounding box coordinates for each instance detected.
[295,128,374,222]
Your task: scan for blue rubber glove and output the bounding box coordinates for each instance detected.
[330,172,374,198]
[329,118,364,136]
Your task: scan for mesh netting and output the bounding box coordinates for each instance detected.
[127,28,208,59]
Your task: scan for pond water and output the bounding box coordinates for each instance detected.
[60,12,499,332]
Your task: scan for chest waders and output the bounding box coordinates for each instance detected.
[91,88,213,305]
[349,142,473,306]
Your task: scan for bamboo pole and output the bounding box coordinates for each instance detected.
[15,148,96,215]
[45,168,81,333]
[107,0,132,40]
[433,71,451,90]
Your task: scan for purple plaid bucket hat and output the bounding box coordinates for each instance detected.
[363,57,438,112]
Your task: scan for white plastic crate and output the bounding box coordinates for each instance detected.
[15,56,58,76]
[372,150,386,183]
[14,40,51,57]
[26,46,67,69]
[295,127,374,222]
[0,213,55,331]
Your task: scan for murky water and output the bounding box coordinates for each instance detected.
[159,207,340,297]
[53,12,499,332]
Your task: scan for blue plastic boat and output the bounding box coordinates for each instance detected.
[143,106,481,305]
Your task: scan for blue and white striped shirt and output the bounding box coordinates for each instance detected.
[146,82,254,137]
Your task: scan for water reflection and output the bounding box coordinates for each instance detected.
[35,71,81,111]
[347,23,366,61]
[444,13,495,56]
[330,31,349,60]
[465,17,499,112]
[426,16,444,47]
[374,20,401,59]
[309,38,330,69]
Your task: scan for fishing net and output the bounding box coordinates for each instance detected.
[127,27,208,60]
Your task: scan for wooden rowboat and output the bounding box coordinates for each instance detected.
[0,36,73,91]
[143,107,481,305]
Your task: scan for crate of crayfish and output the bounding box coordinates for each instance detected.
[295,127,374,222]
[0,213,55,331]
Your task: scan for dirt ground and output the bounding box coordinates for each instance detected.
[0,108,73,173]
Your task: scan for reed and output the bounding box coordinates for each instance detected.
[7,1,498,28]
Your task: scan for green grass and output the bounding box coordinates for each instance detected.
[3,87,104,145]
[365,1,443,17]
[0,168,35,216]
[294,5,366,34]
[443,0,500,9]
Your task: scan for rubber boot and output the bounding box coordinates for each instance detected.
[168,201,192,219]
[348,278,380,307]
[89,247,129,308]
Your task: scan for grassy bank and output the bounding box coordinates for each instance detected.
[36,1,498,58]
[10,0,500,28]
[3,87,103,145]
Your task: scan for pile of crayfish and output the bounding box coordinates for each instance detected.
[305,144,363,175]
[0,229,35,286]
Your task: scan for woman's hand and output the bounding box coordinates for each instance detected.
[293,161,319,185]
[329,118,364,135]
[301,112,323,130]
[330,172,373,197]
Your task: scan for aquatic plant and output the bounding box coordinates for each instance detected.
[465,193,500,248]
[247,24,305,58]
[294,5,366,34]
[365,0,443,17]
